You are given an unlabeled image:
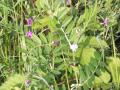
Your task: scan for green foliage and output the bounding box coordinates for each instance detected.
[0,74,25,90]
[94,70,110,85]
[107,57,120,84]
[0,0,120,90]
[80,48,100,65]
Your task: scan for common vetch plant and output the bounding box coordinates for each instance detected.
[0,0,120,90]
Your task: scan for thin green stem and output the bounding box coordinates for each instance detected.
[57,20,71,46]
[111,29,116,58]
[62,52,70,90]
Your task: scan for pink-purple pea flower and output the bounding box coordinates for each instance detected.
[26,31,33,38]
[66,0,71,6]
[25,79,31,86]
[101,18,109,27]
[27,18,33,26]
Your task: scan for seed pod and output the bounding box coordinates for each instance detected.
[43,26,51,35]
[0,16,2,21]
[8,16,13,23]
[78,3,85,16]
[72,0,78,6]
[23,19,27,25]
[52,40,60,47]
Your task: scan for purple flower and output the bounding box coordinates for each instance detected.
[27,18,33,26]
[70,43,78,52]
[26,31,32,38]
[66,0,71,6]
[25,80,31,86]
[101,18,109,27]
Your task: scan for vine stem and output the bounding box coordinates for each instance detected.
[62,52,70,90]
[33,75,53,90]
[71,35,104,89]
[58,19,80,89]
[111,28,116,58]
[57,20,71,46]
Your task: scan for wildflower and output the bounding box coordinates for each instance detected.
[52,40,60,47]
[26,31,32,38]
[27,18,33,26]
[25,80,31,86]
[101,18,109,27]
[70,43,78,52]
[66,0,71,6]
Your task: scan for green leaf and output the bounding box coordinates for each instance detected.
[53,44,66,54]
[94,70,110,85]
[54,58,63,63]
[88,36,109,48]
[35,0,45,10]
[39,33,48,43]
[99,71,110,83]
[0,74,25,90]
[39,55,47,64]
[57,64,65,71]
[43,46,51,55]
[32,20,43,30]
[82,36,109,48]
[80,48,100,65]
[62,16,73,28]
[62,84,66,90]
[66,18,76,34]
[80,69,86,82]
[58,7,69,19]
[48,17,58,31]
[51,69,61,75]
[72,66,79,74]
[107,57,120,83]
[32,34,41,45]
